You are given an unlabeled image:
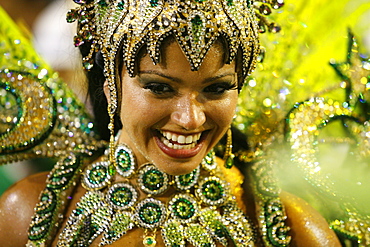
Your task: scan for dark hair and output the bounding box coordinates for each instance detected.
[79,44,121,141]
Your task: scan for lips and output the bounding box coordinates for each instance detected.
[155,130,206,158]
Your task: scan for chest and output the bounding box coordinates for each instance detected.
[50,182,256,247]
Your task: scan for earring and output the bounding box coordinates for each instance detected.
[223,127,235,169]
[108,102,116,167]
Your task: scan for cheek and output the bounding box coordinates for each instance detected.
[119,87,166,131]
[210,93,238,127]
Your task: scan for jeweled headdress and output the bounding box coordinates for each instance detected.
[68,0,282,112]
[68,0,283,159]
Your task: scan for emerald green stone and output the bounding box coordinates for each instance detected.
[191,15,202,26]
[98,0,108,7]
[227,0,233,6]
[117,1,125,10]
[149,0,158,7]
[172,198,194,219]
[145,236,155,245]
[224,155,234,169]
[143,170,164,190]
[203,181,223,201]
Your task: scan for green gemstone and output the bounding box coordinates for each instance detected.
[145,236,156,245]
[98,0,108,7]
[143,170,164,190]
[140,203,161,224]
[149,0,158,7]
[224,155,234,169]
[191,15,202,26]
[111,187,132,206]
[203,181,223,201]
[117,1,125,10]
[173,198,194,219]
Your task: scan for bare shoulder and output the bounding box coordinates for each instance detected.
[280,191,341,247]
[0,171,48,247]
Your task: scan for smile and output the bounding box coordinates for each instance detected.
[154,130,207,159]
[159,131,202,150]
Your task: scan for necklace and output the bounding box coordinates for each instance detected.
[56,144,255,247]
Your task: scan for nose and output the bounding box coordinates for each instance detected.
[171,93,206,130]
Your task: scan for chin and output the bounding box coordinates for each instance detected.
[154,158,204,176]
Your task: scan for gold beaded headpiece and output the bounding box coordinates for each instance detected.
[68,0,283,105]
[67,0,282,162]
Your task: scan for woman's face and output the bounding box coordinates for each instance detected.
[115,41,238,175]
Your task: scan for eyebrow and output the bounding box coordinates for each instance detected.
[139,70,235,83]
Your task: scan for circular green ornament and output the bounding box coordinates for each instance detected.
[83,161,111,190]
[196,176,229,206]
[174,166,200,191]
[169,194,198,223]
[138,163,168,195]
[115,143,136,178]
[143,236,157,247]
[201,151,217,171]
[106,182,138,210]
[135,198,166,229]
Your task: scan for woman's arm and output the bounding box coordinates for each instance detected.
[280,191,341,247]
[0,172,48,247]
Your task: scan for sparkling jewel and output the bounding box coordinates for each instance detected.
[106,182,138,210]
[115,143,136,177]
[82,161,111,190]
[135,198,167,229]
[143,236,157,247]
[138,163,169,195]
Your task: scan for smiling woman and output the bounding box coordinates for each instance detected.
[115,40,238,175]
[0,0,343,246]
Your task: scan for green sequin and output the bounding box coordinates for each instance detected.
[143,169,164,191]
[110,187,132,206]
[89,165,108,184]
[202,180,223,201]
[172,198,195,220]
[139,202,162,224]
[117,1,125,10]
[149,0,159,7]
[116,149,132,172]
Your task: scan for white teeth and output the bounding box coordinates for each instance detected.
[185,135,193,143]
[160,131,202,149]
[178,135,186,144]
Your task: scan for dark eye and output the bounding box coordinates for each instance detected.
[204,82,237,95]
[144,83,174,95]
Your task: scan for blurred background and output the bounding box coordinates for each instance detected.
[0,1,369,238]
[0,0,84,194]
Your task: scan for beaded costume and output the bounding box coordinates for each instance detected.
[0,0,370,246]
